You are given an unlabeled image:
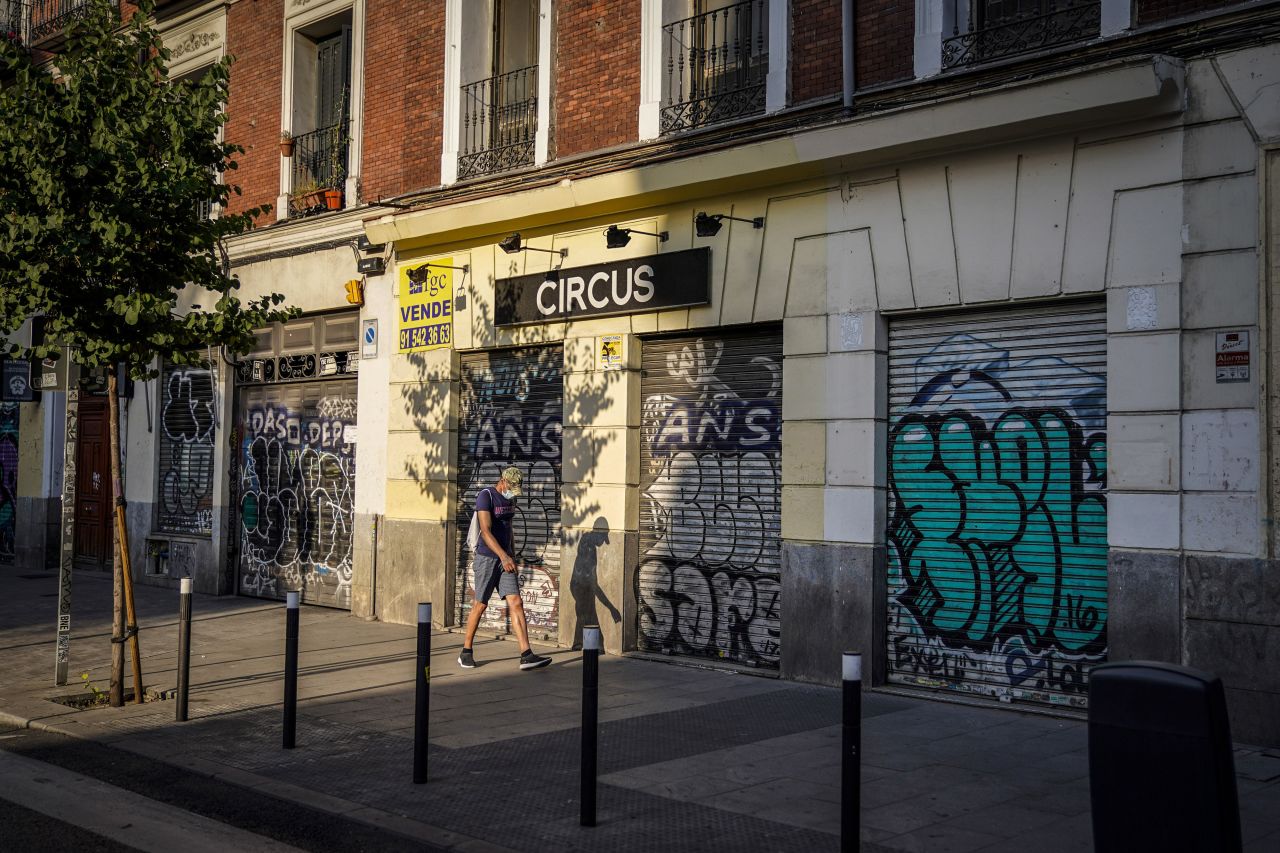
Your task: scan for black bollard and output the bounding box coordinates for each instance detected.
[413,602,432,784]
[580,625,602,828]
[175,577,193,722]
[283,591,300,749]
[842,651,862,853]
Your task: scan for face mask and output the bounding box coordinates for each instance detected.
[497,487,511,499]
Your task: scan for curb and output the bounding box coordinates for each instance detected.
[0,707,515,853]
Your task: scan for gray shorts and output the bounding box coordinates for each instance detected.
[473,554,520,602]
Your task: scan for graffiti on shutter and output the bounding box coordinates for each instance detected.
[638,330,783,668]
[237,381,356,609]
[0,402,17,564]
[157,363,216,535]
[887,305,1107,708]
[454,347,563,636]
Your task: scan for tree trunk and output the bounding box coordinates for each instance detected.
[106,370,144,703]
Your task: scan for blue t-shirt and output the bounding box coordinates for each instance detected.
[474,488,515,558]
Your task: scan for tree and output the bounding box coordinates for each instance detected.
[0,0,294,705]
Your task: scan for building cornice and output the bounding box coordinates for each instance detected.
[366,54,1185,252]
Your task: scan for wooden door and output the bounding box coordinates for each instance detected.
[74,396,113,569]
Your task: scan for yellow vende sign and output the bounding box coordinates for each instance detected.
[399,258,454,352]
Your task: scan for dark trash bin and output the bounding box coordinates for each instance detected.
[1088,661,1241,853]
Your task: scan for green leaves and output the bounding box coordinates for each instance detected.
[0,0,293,379]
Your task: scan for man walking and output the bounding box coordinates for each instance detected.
[458,466,552,671]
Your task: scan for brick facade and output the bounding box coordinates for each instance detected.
[790,0,842,104]
[1136,0,1238,25]
[361,1,444,200]
[856,0,913,88]
[553,0,640,159]
[223,0,283,220]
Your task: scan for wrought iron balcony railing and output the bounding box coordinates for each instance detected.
[288,122,347,218]
[661,0,767,135]
[28,0,114,46]
[942,0,1101,69]
[458,65,537,181]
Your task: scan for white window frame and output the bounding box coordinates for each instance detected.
[639,0,788,142]
[161,9,229,221]
[278,0,367,220]
[441,0,554,186]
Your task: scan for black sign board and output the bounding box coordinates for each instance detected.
[358,256,386,276]
[495,247,710,327]
[1,360,35,401]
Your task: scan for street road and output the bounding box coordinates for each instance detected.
[0,726,444,852]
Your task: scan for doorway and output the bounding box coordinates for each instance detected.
[73,396,113,569]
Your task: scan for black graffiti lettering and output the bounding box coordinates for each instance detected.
[637,340,782,667]
[159,367,216,534]
[239,399,355,605]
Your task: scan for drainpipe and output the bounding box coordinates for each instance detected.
[842,0,855,111]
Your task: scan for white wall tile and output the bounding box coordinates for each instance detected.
[1182,492,1260,555]
[948,152,1018,303]
[1108,414,1179,491]
[1108,332,1181,412]
[1109,491,1180,549]
[823,486,883,544]
[1107,184,1183,288]
[899,161,960,306]
[1182,250,1258,329]
[1182,409,1259,492]
[1184,174,1259,254]
[1010,138,1075,298]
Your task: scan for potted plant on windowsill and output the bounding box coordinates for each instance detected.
[279,130,294,158]
[291,179,325,212]
[323,187,343,210]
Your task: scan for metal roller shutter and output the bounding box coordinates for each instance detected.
[637,328,783,669]
[236,379,357,609]
[157,362,216,535]
[454,346,563,638]
[886,302,1108,709]
[0,402,16,565]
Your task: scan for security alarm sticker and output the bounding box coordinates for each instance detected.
[1215,330,1250,383]
[599,335,623,371]
[399,258,454,352]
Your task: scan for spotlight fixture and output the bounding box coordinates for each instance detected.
[408,261,470,282]
[604,224,669,249]
[498,233,568,258]
[694,212,765,238]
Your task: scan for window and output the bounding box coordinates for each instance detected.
[287,14,353,217]
[3,1,26,46]
[942,0,1101,69]
[172,65,221,222]
[458,0,539,180]
[660,0,768,134]
[443,0,551,184]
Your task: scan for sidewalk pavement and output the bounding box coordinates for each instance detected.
[2,569,1278,852]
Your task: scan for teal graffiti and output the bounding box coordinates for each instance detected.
[887,336,1108,700]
